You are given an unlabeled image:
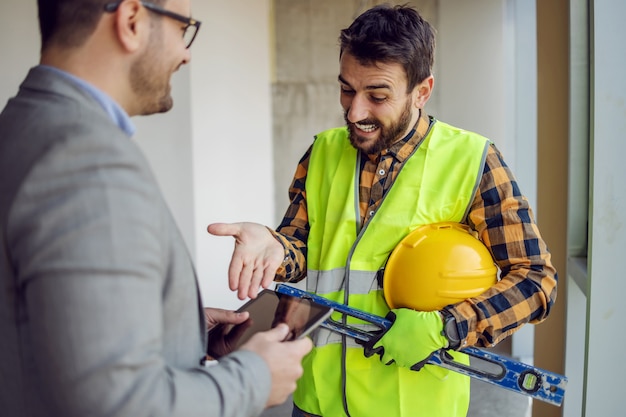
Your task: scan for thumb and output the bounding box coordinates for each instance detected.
[266,323,290,342]
[207,222,241,237]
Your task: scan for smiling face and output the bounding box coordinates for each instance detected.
[339,52,432,154]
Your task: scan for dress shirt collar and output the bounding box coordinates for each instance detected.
[38,65,136,137]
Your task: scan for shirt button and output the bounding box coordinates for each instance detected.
[378,169,385,175]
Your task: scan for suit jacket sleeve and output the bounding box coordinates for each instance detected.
[7,125,270,417]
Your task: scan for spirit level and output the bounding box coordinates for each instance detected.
[275,284,567,406]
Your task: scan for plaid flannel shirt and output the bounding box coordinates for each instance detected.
[271,112,557,348]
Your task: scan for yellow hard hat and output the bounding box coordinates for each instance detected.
[383,222,498,311]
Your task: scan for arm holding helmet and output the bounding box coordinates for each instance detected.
[446,145,557,349]
[363,220,496,370]
[364,145,557,372]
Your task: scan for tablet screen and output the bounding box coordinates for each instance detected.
[207,288,333,358]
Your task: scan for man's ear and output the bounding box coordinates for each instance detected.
[113,0,147,52]
[413,75,434,109]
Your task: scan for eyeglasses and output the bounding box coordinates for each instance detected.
[104,1,202,48]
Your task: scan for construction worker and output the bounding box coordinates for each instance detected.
[208,4,557,417]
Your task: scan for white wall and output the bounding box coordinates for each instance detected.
[584,1,626,415]
[437,0,507,151]
[190,1,275,310]
[134,69,195,260]
[0,0,275,311]
[0,1,38,105]
[436,0,537,201]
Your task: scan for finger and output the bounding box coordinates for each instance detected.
[207,222,241,237]
[235,310,250,322]
[208,308,250,325]
[266,322,290,341]
[299,336,314,352]
[228,257,244,292]
[204,307,225,327]
[205,308,249,330]
[227,317,254,346]
[248,286,260,300]
[248,265,265,298]
[286,336,314,356]
[238,262,254,300]
[260,264,277,289]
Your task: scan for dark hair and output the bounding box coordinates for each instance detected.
[339,3,436,92]
[37,0,167,50]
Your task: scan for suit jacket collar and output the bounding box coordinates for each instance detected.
[24,65,135,136]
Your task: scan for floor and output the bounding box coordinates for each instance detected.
[467,378,531,417]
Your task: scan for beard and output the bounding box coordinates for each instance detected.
[130,25,174,115]
[344,98,414,154]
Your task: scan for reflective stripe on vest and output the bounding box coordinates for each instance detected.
[294,120,490,417]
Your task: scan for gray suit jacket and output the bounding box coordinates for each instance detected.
[0,67,270,417]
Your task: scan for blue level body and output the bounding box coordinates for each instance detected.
[275,284,567,406]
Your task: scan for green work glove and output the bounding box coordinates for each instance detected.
[363,309,448,371]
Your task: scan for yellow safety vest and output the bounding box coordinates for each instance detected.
[293,120,490,417]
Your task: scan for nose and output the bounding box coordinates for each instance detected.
[345,94,369,123]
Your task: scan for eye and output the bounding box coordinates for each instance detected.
[340,87,355,96]
[370,95,387,103]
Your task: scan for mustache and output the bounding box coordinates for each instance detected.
[343,109,380,128]
[352,119,378,126]
[344,116,380,127]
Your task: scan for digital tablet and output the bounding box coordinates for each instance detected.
[207,288,333,358]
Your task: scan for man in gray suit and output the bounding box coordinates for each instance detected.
[0,1,312,416]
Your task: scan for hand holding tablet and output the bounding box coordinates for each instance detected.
[207,288,332,358]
